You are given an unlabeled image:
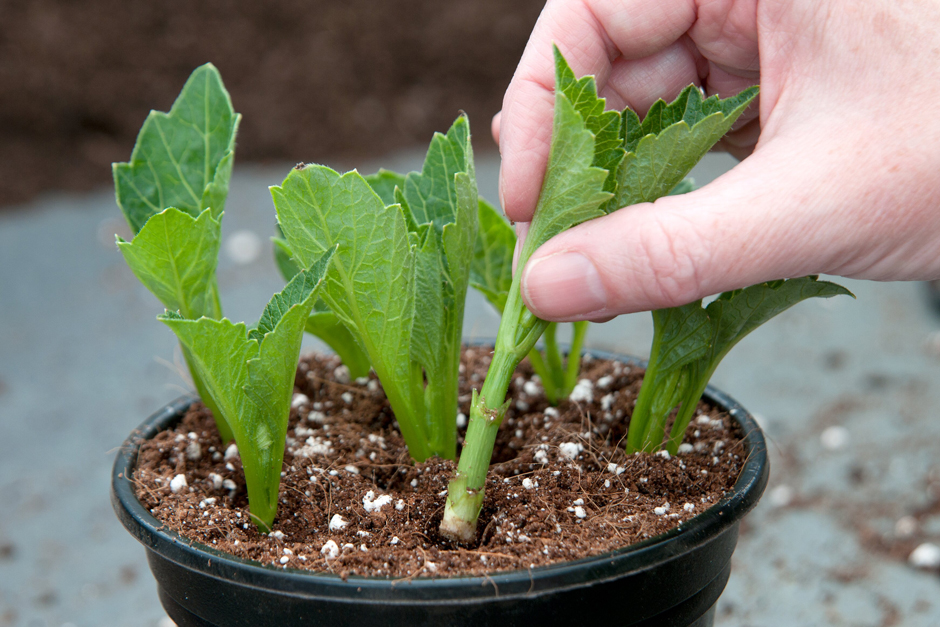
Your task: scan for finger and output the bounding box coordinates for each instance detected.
[713,116,761,159]
[499,0,697,224]
[602,36,703,116]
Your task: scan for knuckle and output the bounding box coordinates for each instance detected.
[635,213,709,308]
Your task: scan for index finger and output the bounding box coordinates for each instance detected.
[498,0,697,222]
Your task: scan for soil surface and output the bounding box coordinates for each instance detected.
[133,348,747,579]
[1,1,544,209]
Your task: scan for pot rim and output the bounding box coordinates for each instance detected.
[111,349,768,600]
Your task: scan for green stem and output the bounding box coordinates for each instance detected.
[441,282,546,541]
[543,322,564,391]
[562,321,589,397]
[184,275,235,442]
[424,335,460,460]
[626,321,664,453]
[527,348,558,404]
[665,361,718,455]
[641,367,686,452]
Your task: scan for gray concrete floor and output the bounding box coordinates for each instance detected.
[1,151,939,626]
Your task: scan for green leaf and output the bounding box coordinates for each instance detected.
[402,115,475,233]
[113,64,241,234]
[272,235,300,281]
[519,89,612,262]
[250,245,337,342]
[400,115,479,458]
[650,303,711,374]
[703,277,854,366]
[364,169,406,206]
[553,45,624,196]
[272,164,430,459]
[117,207,221,319]
[303,305,371,380]
[159,250,333,530]
[611,86,758,210]
[410,226,447,379]
[272,234,371,378]
[470,198,515,312]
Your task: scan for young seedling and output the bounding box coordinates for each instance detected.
[114,63,240,443]
[114,66,342,530]
[440,47,764,542]
[161,249,335,531]
[272,116,478,463]
[627,278,852,455]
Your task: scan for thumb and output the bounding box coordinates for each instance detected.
[518,131,904,319]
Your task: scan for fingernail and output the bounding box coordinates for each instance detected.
[522,252,607,318]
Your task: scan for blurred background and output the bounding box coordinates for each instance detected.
[2,2,940,626]
[0,0,543,209]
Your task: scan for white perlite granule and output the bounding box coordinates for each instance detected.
[653,503,671,516]
[321,540,340,559]
[185,441,202,461]
[208,473,223,490]
[333,365,351,384]
[909,543,940,569]
[362,490,393,513]
[291,393,309,409]
[224,443,239,461]
[169,474,188,493]
[568,379,594,403]
[329,514,348,531]
[768,485,793,508]
[820,425,849,450]
[558,442,583,460]
[296,436,333,457]
[523,380,541,396]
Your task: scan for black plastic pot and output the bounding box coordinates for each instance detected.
[112,352,768,627]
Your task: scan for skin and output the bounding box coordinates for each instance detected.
[496,0,940,321]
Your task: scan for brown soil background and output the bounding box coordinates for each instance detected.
[0,0,545,209]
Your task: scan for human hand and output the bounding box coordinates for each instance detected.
[496,0,940,320]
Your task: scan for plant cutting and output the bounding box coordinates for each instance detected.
[112,47,849,627]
